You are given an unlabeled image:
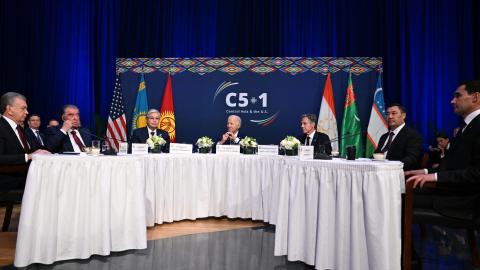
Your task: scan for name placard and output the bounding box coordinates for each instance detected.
[131,143,149,155]
[118,142,128,155]
[299,145,314,160]
[257,145,279,156]
[169,143,193,154]
[216,144,241,154]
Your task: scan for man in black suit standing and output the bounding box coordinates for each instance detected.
[44,104,92,153]
[131,109,170,153]
[407,81,480,220]
[374,103,423,171]
[299,114,332,155]
[25,114,46,150]
[0,92,49,190]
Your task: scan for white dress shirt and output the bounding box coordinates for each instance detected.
[383,123,405,156]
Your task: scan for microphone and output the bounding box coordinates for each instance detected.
[76,128,127,155]
[329,130,367,143]
[79,128,128,143]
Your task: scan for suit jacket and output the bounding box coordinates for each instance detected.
[0,117,29,190]
[375,125,423,171]
[426,114,480,220]
[44,126,92,153]
[299,131,332,155]
[131,127,170,153]
[25,128,46,151]
[0,117,29,164]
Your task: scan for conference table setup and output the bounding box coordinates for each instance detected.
[14,152,405,270]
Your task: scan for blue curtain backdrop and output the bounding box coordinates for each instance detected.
[1,0,479,146]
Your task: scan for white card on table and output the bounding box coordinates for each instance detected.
[299,145,314,160]
[118,142,128,155]
[131,143,149,155]
[257,145,279,156]
[169,143,193,154]
[216,144,241,154]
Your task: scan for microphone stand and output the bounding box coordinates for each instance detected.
[79,128,127,155]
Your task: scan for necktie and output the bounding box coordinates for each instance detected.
[457,120,467,137]
[70,130,86,152]
[306,136,311,146]
[35,130,44,146]
[381,132,395,153]
[150,131,155,137]
[16,126,30,153]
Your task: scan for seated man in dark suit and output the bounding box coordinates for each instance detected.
[47,119,59,128]
[428,132,450,169]
[407,80,480,221]
[374,103,423,171]
[25,114,46,150]
[44,104,92,153]
[218,114,242,145]
[0,92,49,190]
[131,109,170,153]
[299,114,332,155]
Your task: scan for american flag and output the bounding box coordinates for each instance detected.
[106,74,127,151]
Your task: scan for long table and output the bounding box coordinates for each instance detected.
[14,154,404,269]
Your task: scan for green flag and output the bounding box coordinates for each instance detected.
[340,72,363,158]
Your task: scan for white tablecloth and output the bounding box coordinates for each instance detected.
[274,158,404,270]
[14,154,404,269]
[14,155,148,267]
[142,154,284,226]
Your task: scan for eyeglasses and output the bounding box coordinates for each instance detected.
[148,117,160,120]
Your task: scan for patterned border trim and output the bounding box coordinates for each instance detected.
[116,57,382,76]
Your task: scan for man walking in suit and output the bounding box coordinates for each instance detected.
[0,92,49,190]
[44,104,92,153]
[299,114,332,155]
[131,109,170,153]
[374,103,423,171]
[406,81,480,220]
[25,114,46,150]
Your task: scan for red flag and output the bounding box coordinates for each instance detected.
[159,74,176,142]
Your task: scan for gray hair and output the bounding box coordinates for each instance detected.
[1,92,27,114]
[301,114,317,125]
[147,109,160,117]
[228,114,242,127]
[62,104,79,115]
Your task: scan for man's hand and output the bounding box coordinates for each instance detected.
[404,169,425,178]
[27,149,51,160]
[61,120,73,132]
[407,173,436,188]
[220,132,230,144]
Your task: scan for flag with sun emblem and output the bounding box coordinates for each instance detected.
[159,74,176,142]
[131,73,149,131]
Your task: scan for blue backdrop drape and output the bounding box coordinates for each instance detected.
[1,0,479,146]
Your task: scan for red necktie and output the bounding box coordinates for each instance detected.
[70,130,86,152]
[16,125,30,153]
